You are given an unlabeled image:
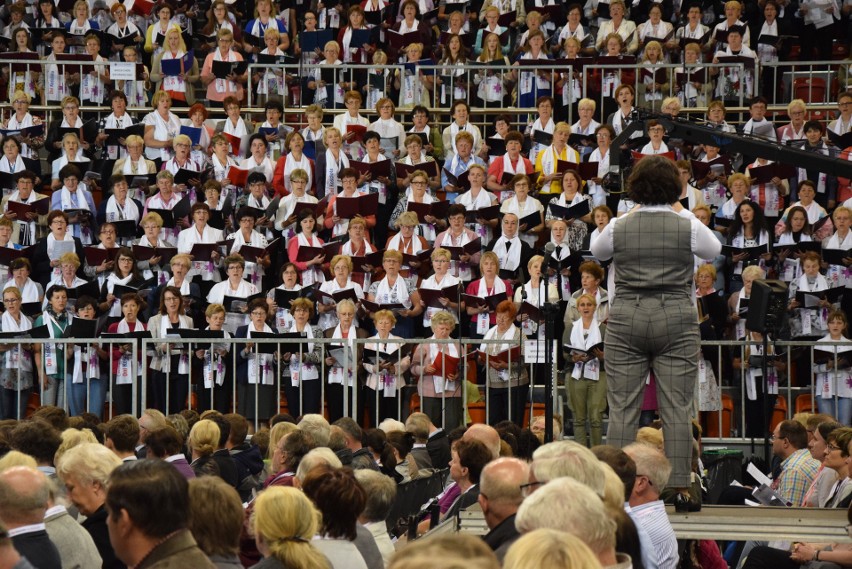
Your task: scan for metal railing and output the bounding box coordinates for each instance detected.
[2,334,849,441]
[0,337,141,420]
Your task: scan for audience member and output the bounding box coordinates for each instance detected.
[105,460,215,568]
[0,466,61,569]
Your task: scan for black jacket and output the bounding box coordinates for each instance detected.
[426,429,451,469]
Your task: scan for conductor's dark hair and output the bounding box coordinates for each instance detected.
[627,155,680,205]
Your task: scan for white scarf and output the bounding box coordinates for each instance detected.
[106,273,133,317]
[375,276,412,309]
[60,187,91,242]
[449,121,475,156]
[296,232,325,286]
[159,315,190,374]
[7,189,38,246]
[288,322,318,383]
[115,319,144,384]
[247,323,275,385]
[46,232,75,280]
[165,277,191,296]
[796,272,829,293]
[366,334,403,396]
[105,195,138,223]
[438,229,474,281]
[277,193,316,237]
[815,334,852,399]
[474,277,506,334]
[283,153,312,194]
[202,325,230,388]
[539,145,571,179]
[570,317,602,380]
[492,234,522,272]
[5,279,39,303]
[425,340,459,394]
[72,323,101,384]
[481,323,517,382]
[324,148,349,196]
[42,312,64,375]
[0,155,26,174]
[151,111,181,161]
[458,188,494,243]
[1,310,30,371]
[121,157,148,176]
[328,323,358,387]
[213,49,239,95]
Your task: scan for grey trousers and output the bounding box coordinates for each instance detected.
[605,294,698,488]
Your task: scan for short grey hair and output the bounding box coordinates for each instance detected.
[379,419,405,433]
[354,470,397,522]
[531,441,606,497]
[294,448,342,483]
[56,442,122,487]
[515,477,615,556]
[298,414,331,448]
[624,443,672,491]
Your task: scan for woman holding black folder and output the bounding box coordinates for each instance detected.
[564,292,606,446]
[725,199,772,294]
[3,92,43,161]
[267,263,301,330]
[2,257,42,306]
[106,292,146,415]
[363,309,411,426]
[287,209,326,288]
[200,28,246,107]
[323,298,367,423]
[280,297,324,418]
[98,247,145,318]
[149,285,194,414]
[500,174,544,246]
[774,205,813,283]
[0,286,33,420]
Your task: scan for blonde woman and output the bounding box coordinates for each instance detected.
[188,419,221,478]
[504,529,602,569]
[534,121,579,197]
[410,310,463,429]
[363,309,412,425]
[201,28,247,105]
[564,292,606,447]
[150,27,200,104]
[252,486,332,569]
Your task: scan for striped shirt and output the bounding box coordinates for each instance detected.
[628,500,678,569]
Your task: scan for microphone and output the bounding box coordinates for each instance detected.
[541,242,556,274]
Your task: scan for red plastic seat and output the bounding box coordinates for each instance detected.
[793,77,826,103]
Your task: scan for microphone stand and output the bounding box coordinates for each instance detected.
[519,283,527,426]
[540,243,558,442]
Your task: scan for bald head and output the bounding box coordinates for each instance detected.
[0,466,50,526]
[464,424,501,459]
[479,458,528,526]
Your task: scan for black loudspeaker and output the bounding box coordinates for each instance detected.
[746,279,789,335]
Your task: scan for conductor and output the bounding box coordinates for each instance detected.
[590,156,722,499]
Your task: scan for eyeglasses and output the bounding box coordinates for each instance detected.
[251,311,266,317]
[519,481,543,497]
[828,443,842,452]
[3,298,19,303]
